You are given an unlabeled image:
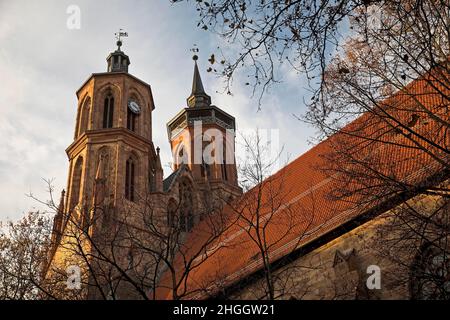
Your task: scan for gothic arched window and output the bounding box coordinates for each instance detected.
[410,243,450,300]
[78,97,91,136]
[125,157,136,201]
[179,179,194,232]
[103,94,114,128]
[97,148,110,180]
[175,144,188,168]
[70,157,84,210]
[221,143,228,181]
[94,147,110,211]
[127,107,137,132]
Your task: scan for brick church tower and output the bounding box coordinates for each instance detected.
[55,37,159,237]
[166,56,242,201]
[45,37,162,295]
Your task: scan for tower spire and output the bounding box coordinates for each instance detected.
[187,55,211,108]
[192,58,206,95]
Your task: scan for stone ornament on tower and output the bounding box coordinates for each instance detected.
[155,146,164,193]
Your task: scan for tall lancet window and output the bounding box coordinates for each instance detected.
[103,94,114,128]
[221,143,228,181]
[125,157,136,201]
[78,97,91,137]
[70,157,84,210]
[127,107,137,132]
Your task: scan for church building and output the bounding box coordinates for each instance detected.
[43,38,449,300]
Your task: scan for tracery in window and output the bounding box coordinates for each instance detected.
[103,94,114,128]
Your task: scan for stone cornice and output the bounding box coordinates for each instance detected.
[76,72,155,110]
[66,128,155,159]
[167,105,236,140]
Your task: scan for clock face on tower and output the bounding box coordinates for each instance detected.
[128,100,141,114]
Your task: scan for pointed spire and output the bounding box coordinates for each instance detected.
[52,189,65,243]
[155,146,164,193]
[58,189,66,214]
[187,55,211,108]
[192,60,206,95]
[155,147,163,170]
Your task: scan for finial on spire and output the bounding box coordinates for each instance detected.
[191,45,199,62]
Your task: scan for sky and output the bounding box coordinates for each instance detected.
[0,0,317,221]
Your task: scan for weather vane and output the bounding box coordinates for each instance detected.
[115,29,128,50]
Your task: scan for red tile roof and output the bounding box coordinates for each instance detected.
[156,70,449,299]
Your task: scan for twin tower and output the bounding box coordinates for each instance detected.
[50,41,242,246]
